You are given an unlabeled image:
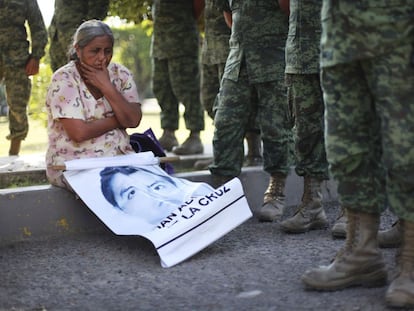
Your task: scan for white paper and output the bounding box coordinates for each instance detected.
[63,159,252,267]
[64,152,158,171]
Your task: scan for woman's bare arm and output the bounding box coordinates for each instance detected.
[59,116,121,143]
[78,61,142,128]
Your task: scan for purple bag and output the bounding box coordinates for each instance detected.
[130,128,174,174]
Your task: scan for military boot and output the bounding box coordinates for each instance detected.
[386,220,414,308]
[302,209,387,291]
[173,131,203,155]
[9,138,21,156]
[193,158,213,170]
[331,207,347,239]
[280,177,328,233]
[158,129,178,152]
[244,131,263,167]
[378,219,402,248]
[256,173,286,222]
[210,174,233,189]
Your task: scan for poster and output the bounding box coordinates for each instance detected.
[63,152,252,267]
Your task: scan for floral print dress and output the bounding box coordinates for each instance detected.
[46,61,140,188]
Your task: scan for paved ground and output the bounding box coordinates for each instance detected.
[0,203,405,311]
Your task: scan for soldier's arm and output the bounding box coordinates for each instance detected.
[25,0,48,76]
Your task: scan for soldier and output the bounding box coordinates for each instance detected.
[49,0,109,72]
[274,0,329,230]
[0,0,48,156]
[151,0,205,155]
[301,1,414,308]
[209,0,290,224]
[194,0,262,170]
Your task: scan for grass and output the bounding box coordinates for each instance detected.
[0,106,215,157]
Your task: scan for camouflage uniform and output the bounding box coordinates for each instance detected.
[0,0,48,141]
[201,0,230,119]
[151,0,204,132]
[285,0,328,180]
[321,1,414,220]
[49,0,109,71]
[209,0,289,178]
[301,3,414,300]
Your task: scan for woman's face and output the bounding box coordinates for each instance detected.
[76,35,113,69]
[110,170,183,224]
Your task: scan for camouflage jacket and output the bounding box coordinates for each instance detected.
[0,0,48,61]
[201,0,231,65]
[151,0,201,59]
[321,0,414,67]
[223,0,288,83]
[49,0,109,35]
[285,0,322,74]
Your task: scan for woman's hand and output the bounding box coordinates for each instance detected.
[78,61,112,91]
[77,61,142,128]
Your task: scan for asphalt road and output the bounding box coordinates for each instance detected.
[0,203,407,311]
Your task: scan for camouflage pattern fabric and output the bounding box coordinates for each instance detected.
[286,74,328,179]
[49,0,109,71]
[321,1,414,221]
[0,0,48,141]
[285,0,321,75]
[152,57,204,131]
[151,0,204,132]
[285,0,328,179]
[151,0,200,59]
[209,0,289,177]
[200,0,230,118]
[201,62,225,119]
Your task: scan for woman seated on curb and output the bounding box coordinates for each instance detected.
[45,19,142,190]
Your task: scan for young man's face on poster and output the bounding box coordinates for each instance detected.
[110,168,184,223]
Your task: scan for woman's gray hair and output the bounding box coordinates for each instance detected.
[68,19,114,61]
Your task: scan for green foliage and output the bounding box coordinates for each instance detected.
[28,24,153,123]
[111,23,153,98]
[108,0,153,24]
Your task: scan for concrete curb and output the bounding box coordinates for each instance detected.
[0,167,338,244]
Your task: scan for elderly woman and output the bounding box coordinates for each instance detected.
[45,20,142,189]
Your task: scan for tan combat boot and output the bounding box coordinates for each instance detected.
[173,131,203,155]
[386,220,414,308]
[302,209,388,290]
[158,129,178,152]
[378,219,402,248]
[256,173,286,222]
[331,207,347,239]
[244,131,263,167]
[280,177,328,233]
[9,138,21,156]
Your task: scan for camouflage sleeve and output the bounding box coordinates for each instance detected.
[214,0,230,12]
[27,0,48,60]
[87,0,109,20]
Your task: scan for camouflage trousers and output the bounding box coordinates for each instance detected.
[49,26,76,72]
[202,62,260,133]
[2,65,31,141]
[210,65,290,177]
[201,62,225,120]
[286,73,329,180]
[322,44,414,221]
[152,56,204,132]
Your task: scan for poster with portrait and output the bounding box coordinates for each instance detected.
[63,152,252,268]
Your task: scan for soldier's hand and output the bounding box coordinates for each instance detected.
[25,57,40,76]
